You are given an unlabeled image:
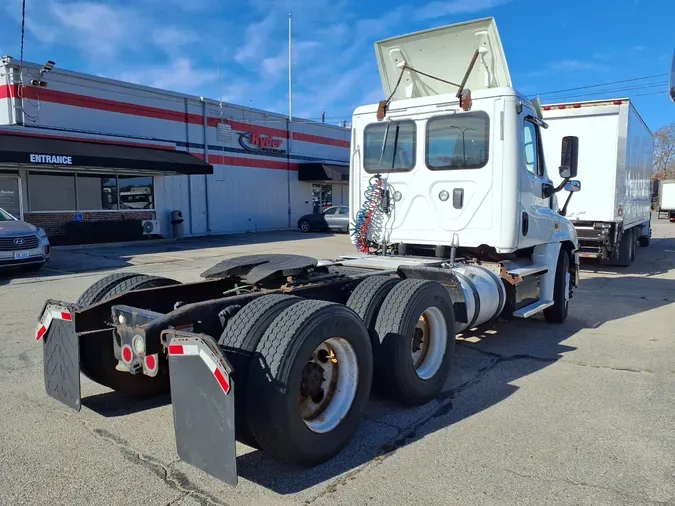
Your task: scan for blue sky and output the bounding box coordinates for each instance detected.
[0,0,673,131]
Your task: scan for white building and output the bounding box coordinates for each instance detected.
[0,56,351,244]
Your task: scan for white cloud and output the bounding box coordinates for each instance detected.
[553,59,608,72]
[115,58,217,94]
[153,27,199,51]
[48,1,143,58]
[234,13,277,65]
[413,0,512,21]
[260,40,322,78]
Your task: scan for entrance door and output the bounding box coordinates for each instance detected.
[0,176,22,220]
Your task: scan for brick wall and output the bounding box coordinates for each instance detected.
[24,211,155,237]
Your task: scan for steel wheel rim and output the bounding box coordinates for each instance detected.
[411,307,447,380]
[301,221,310,232]
[299,337,359,434]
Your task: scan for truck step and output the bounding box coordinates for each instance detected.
[512,300,554,318]
[505,264,548,278]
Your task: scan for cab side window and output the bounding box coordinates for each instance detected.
[523,121,544,177]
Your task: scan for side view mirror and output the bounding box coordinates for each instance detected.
[559,136,579,178]
[564,179,581,192]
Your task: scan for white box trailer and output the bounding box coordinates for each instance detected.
[657,179,675,220]
[541,98,654,265]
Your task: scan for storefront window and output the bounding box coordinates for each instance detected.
[77,175,118,210]
[27,172,154,212]
[312,184,333,213]
[119,176,154,210]
[28,172,76,211]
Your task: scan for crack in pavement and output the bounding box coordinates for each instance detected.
[494,465,672,505]
[463,345,655,374]
[88,427,228,506]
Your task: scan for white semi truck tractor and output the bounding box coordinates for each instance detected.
[35,17,581,487]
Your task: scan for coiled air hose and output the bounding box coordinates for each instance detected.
[351,175,385,253]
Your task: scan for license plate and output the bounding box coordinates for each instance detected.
[14,251,30,260]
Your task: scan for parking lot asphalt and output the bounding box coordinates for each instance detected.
[1,224,674,506]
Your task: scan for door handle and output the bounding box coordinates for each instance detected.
[522,212,529,236]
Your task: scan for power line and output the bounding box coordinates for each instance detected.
[531,73,667,97]
[542,82,668,102]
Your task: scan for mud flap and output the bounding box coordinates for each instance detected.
[165,330,237,487]
[38,302,81,411]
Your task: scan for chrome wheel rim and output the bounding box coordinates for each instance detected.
[299,337,359,434]
[411,307,447,380]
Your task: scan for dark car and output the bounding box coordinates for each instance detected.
[297,206,349,233]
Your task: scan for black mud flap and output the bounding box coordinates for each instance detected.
[37,301,81,411]
[165,330,237,487]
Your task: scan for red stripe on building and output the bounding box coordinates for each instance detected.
[292,131,350,148]
[208,154,299,171]
[0,129,176,151]
[1,84,350,149]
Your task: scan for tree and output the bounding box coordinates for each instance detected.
[653,122,675,180]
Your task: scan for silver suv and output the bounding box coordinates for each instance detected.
[0,207,51,272]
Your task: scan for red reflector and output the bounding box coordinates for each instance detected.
[61,312,72,321]
[145,354,156,371]
[122,345,133,363]
[557,105,566,109]
[573,104,581,108]
[214,368,230,394]
[168,344,184,355]
[543,106,551,110]
[36,326,47,341]
[613,100,622,105]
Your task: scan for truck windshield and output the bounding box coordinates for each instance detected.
[363,120,416,173]
[426,112,490,170]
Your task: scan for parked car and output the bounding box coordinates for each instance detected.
[297,206,349,233]
[0,207,51,272]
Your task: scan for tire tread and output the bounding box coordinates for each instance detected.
[76,272,141,307]
[220,294,301,350]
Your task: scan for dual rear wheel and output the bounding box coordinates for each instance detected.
[218,277,455,466]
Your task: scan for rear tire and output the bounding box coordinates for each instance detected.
[373,279,455,405]
[76,272,141,307]
[638,235,650,247]
[346,275,400,350]
[79,274,180,397]
[247,300,373,466]
[607,229,632,267]
[544,249,570,323]
[299,220,312,233]
[219,294,303,447]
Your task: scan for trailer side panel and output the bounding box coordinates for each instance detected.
[620,102,654,228]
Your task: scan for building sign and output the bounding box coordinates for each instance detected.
[29,154,73,165]
[238,132,286,154]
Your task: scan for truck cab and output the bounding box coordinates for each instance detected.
[349,17,580,257]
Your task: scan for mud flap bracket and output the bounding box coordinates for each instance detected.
[165,330,237,487]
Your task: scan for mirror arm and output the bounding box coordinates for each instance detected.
[554,175,570,193]
[558,191,574,216]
